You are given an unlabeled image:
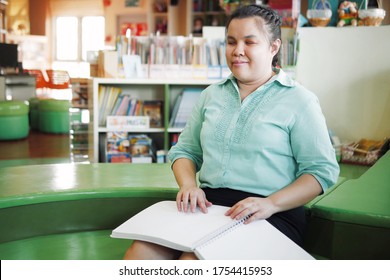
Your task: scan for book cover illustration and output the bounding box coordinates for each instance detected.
[106,132,130,163]
[143,100,163,128]
[129,134,154,163]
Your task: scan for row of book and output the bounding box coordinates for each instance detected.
[280,33,299,67]
[107,32,298,80]
[98,86,122,126]
[99,86,204,130]
[105,132,180,164]
[98,85,163,127]
[116,35,227,67]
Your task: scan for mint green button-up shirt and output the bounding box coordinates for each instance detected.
[168,69,339,196]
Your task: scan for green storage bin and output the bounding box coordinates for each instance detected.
[38,99,71,134]
[28,97,40,130]
[0,100,30,140]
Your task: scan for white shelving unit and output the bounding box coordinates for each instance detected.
[90,77,221,162]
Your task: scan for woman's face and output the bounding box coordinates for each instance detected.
[225,17,280,84]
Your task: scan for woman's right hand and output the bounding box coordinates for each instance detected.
[176,185,212,214]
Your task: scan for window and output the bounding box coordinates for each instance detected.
[53,16,105,77]
[55,17,78,61]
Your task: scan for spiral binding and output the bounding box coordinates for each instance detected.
[193,215,250,250]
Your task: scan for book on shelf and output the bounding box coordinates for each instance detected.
[127,98,137,116]
[111,200,314,260]
[205,0,222,12]
[106,132,131,163]
[111,96,136,117]
[170,88,203,128]
[106,133,155,163]
[205,39,221,67]
[193,0,203,12]
[280,35,298,67]
[112,34,230,79]
[113,94,129,116]
[107,152,131,163]
[169,94,182,128]
[171,133,179,146]
[143,100,163,128]
[128,134,154,163]
[98,85,122,126]
[103,93,163,129]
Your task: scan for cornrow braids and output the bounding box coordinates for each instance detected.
[225,4,282,67]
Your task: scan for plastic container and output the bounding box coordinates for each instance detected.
[358,8,386,26]
[0,100,29,140]
[307,9,332,27]
[28,97,40,130]
[38,99,71,134]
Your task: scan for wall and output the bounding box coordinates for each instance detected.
[49,0,103,16]
[296,26,390,142]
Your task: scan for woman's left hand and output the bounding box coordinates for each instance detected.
[225,197,277,224]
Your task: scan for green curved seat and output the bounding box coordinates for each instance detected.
[0,158,387,260]
[0,230,132,260]
[305,151,390,259]
[0,163,177,259]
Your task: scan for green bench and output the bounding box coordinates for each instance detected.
[0,163,177,260]
[305,151,390,259]
[0,157,386,260]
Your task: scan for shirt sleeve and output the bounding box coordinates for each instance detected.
[290,96,340,192]
[167,90,206,172]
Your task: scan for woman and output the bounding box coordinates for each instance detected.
[124,4,339,260]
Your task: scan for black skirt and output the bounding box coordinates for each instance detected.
[201,187,307,247]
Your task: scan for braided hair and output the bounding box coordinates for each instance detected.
[225,4,282,67]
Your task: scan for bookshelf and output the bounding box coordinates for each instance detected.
[149,0,228,36]
[106,0,229,44]
[114,0,186,38]
[190,0,227,36]
[150,0,168,35]
[90,77,219,163]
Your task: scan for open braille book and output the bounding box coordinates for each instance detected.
[111,200,314,260]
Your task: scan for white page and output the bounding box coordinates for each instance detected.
[194,218,315,260]
[111,201,235,252]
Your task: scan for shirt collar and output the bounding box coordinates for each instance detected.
[224,68,296,88]
[273,68,296,88]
